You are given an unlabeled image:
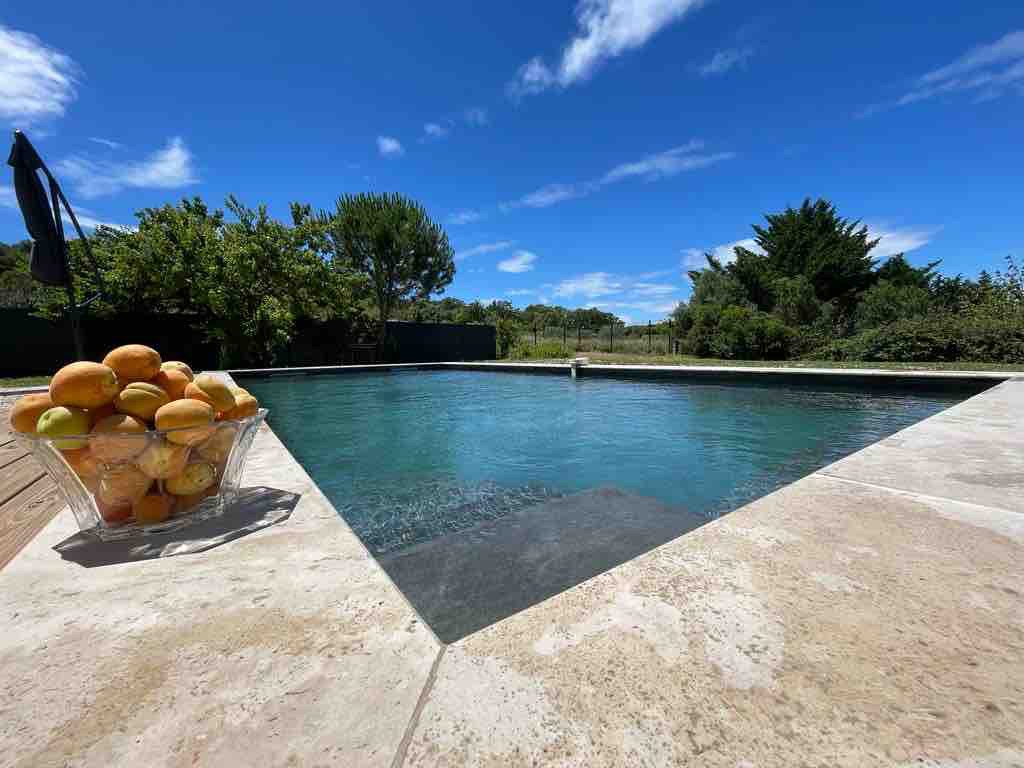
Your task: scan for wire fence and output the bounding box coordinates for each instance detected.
[517,322,680,356]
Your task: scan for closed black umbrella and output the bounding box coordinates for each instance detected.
[7,130,104,360]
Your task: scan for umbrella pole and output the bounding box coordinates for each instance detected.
[48,177,85,361]
[64,274,85,361]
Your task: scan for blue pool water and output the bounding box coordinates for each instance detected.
[242,370,981,556]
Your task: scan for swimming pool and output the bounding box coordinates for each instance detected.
[242,369,988,640]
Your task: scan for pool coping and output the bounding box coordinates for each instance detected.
[2,369,1023,765]
[227,360,1020,382]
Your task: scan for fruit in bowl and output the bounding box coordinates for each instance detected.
[9,344,264,539]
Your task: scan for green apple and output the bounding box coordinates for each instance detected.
[36,406,91,450]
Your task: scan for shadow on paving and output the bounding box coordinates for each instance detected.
[53,486,299,567]
[378,486,707,643]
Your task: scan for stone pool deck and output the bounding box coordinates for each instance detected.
[1,370,1023,766]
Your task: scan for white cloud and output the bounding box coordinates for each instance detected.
[448,209,484,225]
[506,141,734,209]
[423,122,448,139]
[88,136,121,149]
[505,288,535,296]
[0,25,79,126]
[547,271,680,304]
[631,282,676,296]
[920,30,1024,85]
[376,135,404,157]
[62,209,132,233]
[866,224,938,258]
[590,299,678,315]
[56,136,198,199]
[682,237,762,269]
[699,46,754,76]
[516,182,587,209]
[860,29,1024,116]
[600,141,733,183]
[551,272,624,298]
[508,0,707,99]
[680,226,934,271]
[463,107,489,126]
[498,250,537,273]
[456,240,514,261]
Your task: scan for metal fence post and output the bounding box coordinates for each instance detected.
[533,325,538,346]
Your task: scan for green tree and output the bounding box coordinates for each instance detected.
[41,196,361,366]
[688,256,748,308]
[320,193,455,342]
[854,280,932,331]
[735,198,879,312]
[206,197,357,365]
[772,275,821,326]
[0,241,42,308]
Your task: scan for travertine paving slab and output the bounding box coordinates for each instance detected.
[405,473,1024,767]
[823,379,1024,512]
[0,424,440,768]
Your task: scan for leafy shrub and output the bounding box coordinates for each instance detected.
[508,340,570,360]
[684,304,794,360]
[819,314,1024,363]
[772,275,821,326]
[853,280,932,331]
[495,317,519,358]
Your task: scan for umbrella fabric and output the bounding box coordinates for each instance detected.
[7,132,68,286]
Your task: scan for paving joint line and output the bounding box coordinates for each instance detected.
[816,471,1020,517]
[391,644,446,768]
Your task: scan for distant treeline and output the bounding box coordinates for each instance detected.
[670,199,1023,363]
[3,195,1021,364]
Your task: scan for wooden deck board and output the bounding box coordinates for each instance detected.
[0,439,28,470]
[0,475,65,571]
[0,455,44,507]
[0,401,62,570]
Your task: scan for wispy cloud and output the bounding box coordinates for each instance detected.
[0,184,16,208]
[506,141,734,210]
[681,225,935,271]
[498,250,537,273]
[456,240,514,261]
[422,122,448,140]
[463,107,489,126]
[0,25,79,126]
[88,136,121,149]
[866,224,938,258]
[62,208,132,233]
[631,282,676,296]
[515,183,586,209]
[589,299,679,316]
[376,135,404,157]
[547,271,678,301]
[56,137,198,199]
[448,209,484,225]
[505,288,535,296]
[859,29,1024,116]
[681,238,762,269]
[507,0,707,99]
[698,46,754,76]
[550,272,624,298]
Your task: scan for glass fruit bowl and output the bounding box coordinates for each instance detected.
[15,408,267,541]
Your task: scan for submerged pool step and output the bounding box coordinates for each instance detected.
[378,486,706,643]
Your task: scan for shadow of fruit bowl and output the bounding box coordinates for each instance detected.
[52,486,300,567]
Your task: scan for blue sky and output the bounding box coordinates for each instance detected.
[2,1,1022,323]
